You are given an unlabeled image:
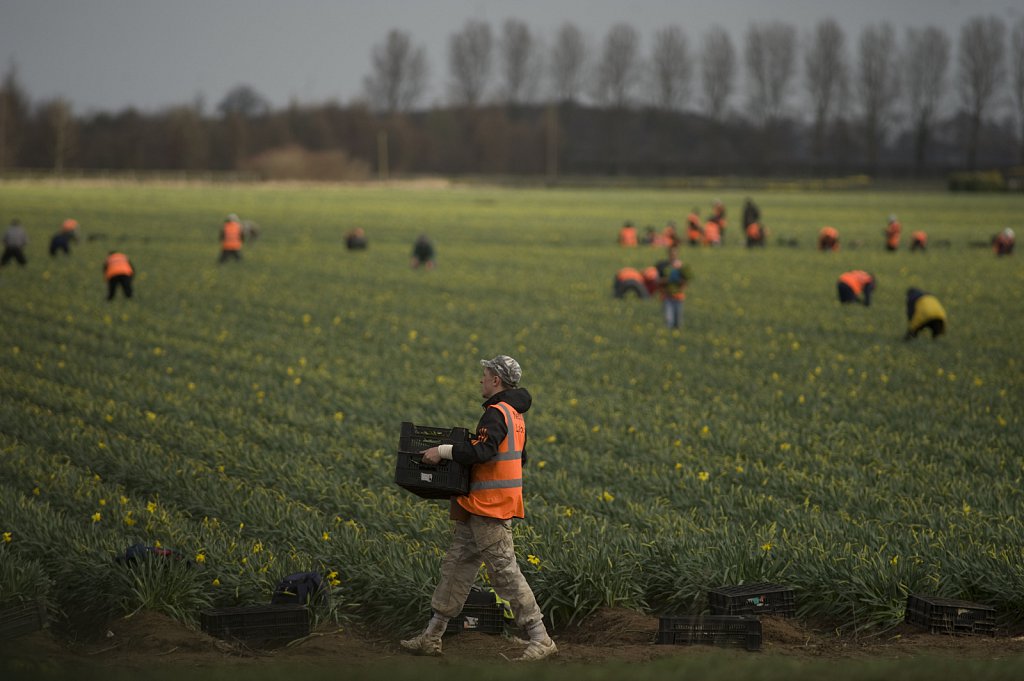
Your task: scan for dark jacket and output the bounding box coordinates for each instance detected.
[906,288,926,320]
[451,388,531,467]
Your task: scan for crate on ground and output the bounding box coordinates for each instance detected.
[656,615,762,651]
[200,604,310,643]
[0,600,47,641]
[444,586,509,636]
[394,421,472,499]
[708,582,796,618]
[905,594,996,635]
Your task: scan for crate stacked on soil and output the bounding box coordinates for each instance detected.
[200,604,310,643]
[656,615,762,651]
[394,421,472,499]
[0,600,47,641]
[904,594,997,635]
[444,586,508,636]
[708,582,796,618]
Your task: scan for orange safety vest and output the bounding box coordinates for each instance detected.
[104,252,133,280]
[911,231,927,245]
[616,267,644,284]
[457,402,525,520]
[886,222,901,248]
[619,226,638,247]
[746,223,762,240]
[62,219,79,232]
[222,221,243,251]
[703,221,721,245]
[838,270,872,294]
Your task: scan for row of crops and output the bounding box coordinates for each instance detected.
[1,180,1021,636]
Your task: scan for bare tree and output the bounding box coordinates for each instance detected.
[217,85,270,118]
[448,20,494,107]
[549,23,587,103]
[1009,18,1024,163]
[701,25,736,121]
[499,19,542,106]
[958,16,1007,169]
[744,22,796,125]
[0,62,30,170]
[594,23,641,108]
[804,19,848,162]
[363,29,429,114]
[648,26,692,111]
[40,98,76,173]
[856,23,901,171]
[904,26,950,172]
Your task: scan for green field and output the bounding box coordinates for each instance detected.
[1,180,1022,652]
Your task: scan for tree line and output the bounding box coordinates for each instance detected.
[1,15,1023,179]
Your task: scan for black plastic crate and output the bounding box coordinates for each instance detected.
[656,615,762,651]
[200,604,310,643]
[708,582,796,618]
[0,600,47,641]
[905,594,996,635]
[395,421,472,499]
[443,586,510,635]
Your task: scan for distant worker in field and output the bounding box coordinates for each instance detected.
[403,355,557,662]
[837,270,875,307]
[904,288,947,341]
[884,214,901,251]
[103,250,135,301]
[818,226,839,251]
[655,248,690,329]
[686,208,703,246]
[993,228,1015,256]
[661,221,680,249]
[742,198,760,231]
[909,230,927,252]
[710,199,727,245]
[618,221,638,247]
[745,221,765,248]
[219,214,244,263]
[411,234,436,269]
[2,219,28,267]
[61,218,80,240]
[49,226,76,257]
[345,227,368,250]
[613,266,657,298]
[702,219,721,247]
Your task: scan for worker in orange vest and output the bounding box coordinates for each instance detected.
[613,267,652,298]
[884,214,901,251]
[686,209,703,246]
[745,222,765,248]
[710,199,727,244]
[407,355,556,662]
[703,220,721,247]
[837,270,875,306]
[909,231,927,252]
[103,250,135,300]
[618,221,638,247]
[818,226,839,251]
[219,213,244,263]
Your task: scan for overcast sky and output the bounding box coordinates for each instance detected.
[2,0,1021,115]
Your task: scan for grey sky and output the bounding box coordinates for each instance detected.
[2,0,1021,115]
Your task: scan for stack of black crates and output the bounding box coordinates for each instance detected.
[656,582,796,652]
[444,586,509,636]
[904,594,996,635]
[394,421,472,499]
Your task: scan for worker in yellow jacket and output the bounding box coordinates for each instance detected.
[904,288,947,340]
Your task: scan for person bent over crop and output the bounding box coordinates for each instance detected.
[613,267,651,298]
[837,270,875,306]
[103,250,135,300]
[904,288,946,340]
[219,214,244,263]
[401,355,557,662]
[910,231,927,252]
[818,226,839,251]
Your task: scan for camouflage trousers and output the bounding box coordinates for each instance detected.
[430,514,544,629]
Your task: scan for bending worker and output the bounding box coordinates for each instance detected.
[904,288,947,340]
[837,270,875,306]
[219,214,244,263]
[103,250,135,300]
[613,266,655,298]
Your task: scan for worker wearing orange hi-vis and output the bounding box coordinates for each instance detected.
[818,226,839,251]
[993,228,1015,256]
[910,231,927,252]
[745,222,765,248]
[404,356,557,662]
[618,221,638,247]
[837,270,875,306]
[703,220,721,247]
[884,214,901,251]
[103,251,135,300]
[219,214,244,263]
[686,209,703,246]
[613,267,651,298]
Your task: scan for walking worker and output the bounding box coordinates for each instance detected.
[818,226,839,252]
[884,214,901,251]
[904,288,947,340]
[2,219,28,267]
[219,214,244,263]
[401,355,557,662]
[910,230,927,252]
[657,255,690,329]
[103,250,135,300]
[618,221,638,247]
[686,208,703,246]
[837,270,875,306]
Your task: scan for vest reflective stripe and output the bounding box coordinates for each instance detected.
[104,253,133,280]
[222,221,243,250]
[456,401,525,520]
